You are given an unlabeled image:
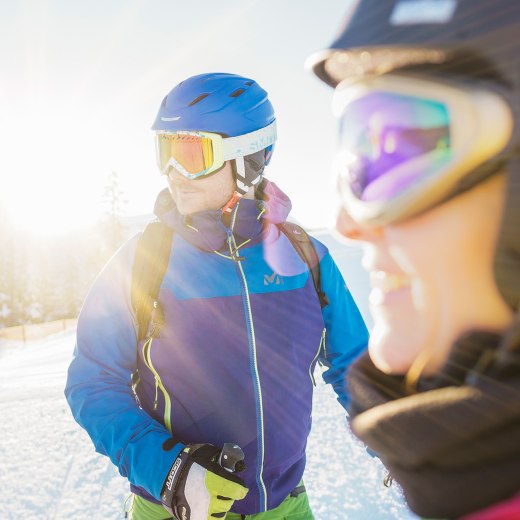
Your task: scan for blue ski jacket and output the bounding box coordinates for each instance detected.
[65,181,369,515]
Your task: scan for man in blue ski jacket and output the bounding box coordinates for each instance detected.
[65,72,369,520]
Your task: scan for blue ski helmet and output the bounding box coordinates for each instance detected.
[152,73,276,194]
[307,0,520,311]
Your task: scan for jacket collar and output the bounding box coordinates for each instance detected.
[153,180,292,252]
[347,323,520,519]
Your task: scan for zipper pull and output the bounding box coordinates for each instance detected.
[226,229,239,261]
[226,229,246,261]
[153,378,159,410]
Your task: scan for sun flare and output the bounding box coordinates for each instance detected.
[1,106,113,237]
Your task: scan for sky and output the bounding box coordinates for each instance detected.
[0,0,355,235]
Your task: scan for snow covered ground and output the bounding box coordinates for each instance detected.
[0,235,419,520]
[0,330,418,520]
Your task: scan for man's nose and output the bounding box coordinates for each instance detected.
[167,167,184,180]
[167,167,191,184]
[336,207,385,243]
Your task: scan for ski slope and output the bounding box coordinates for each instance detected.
[0,236,419,519]
[0,331,418,520]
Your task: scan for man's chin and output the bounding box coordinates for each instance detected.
[175,197,202,215]
[177,207,198,216]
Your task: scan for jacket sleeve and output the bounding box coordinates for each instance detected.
[316,244,369,412]
[64,235,182,500]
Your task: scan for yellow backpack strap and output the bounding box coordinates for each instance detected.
[131,221,174,341]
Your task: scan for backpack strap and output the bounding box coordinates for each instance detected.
[278,222,329,309]
[130,220,327,344]
[131,221,174,341]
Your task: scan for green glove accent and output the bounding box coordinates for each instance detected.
[161,443,248,520]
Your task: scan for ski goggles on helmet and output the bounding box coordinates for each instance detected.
[155,120,277,179]
[333,74,513,226]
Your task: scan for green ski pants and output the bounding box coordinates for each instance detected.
[128,482,314,520]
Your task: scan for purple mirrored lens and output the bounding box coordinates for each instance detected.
[339,92,451,202]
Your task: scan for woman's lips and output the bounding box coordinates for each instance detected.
[369,270,411,305]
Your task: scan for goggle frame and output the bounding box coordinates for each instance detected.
[156,121,277,180]
[333,74,513,226]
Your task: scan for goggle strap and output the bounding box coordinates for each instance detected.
[235,156,248,195]
[446,142,520,203]
[222,121,277,161]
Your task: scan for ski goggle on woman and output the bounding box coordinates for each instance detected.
[333,74,513,226]
[155,120,277,179]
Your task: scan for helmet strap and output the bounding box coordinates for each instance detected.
[220,156,246,215]
[222,153,267,213]
[234,156,249,196]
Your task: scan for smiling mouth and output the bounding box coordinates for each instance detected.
[370,271,411,293]
[369,271,412,306]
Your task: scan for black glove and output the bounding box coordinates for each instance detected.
[161,443,248,520]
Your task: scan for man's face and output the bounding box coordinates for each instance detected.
[166,162,236,215]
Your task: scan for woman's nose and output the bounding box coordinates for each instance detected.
[336,207,385,242]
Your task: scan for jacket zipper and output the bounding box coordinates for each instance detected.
[309,328,326,386]
[226,211,268,512]
[142,336,172,434]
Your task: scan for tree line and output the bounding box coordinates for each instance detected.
[0,171,148,328]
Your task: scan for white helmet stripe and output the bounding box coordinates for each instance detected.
[223,121,277,160]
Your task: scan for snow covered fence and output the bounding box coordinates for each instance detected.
[0,319,77,347]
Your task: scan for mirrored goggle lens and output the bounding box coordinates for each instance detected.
[157,133,215,175]
[338,92,452,202]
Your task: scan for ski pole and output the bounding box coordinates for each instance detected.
[218,443,245,473]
